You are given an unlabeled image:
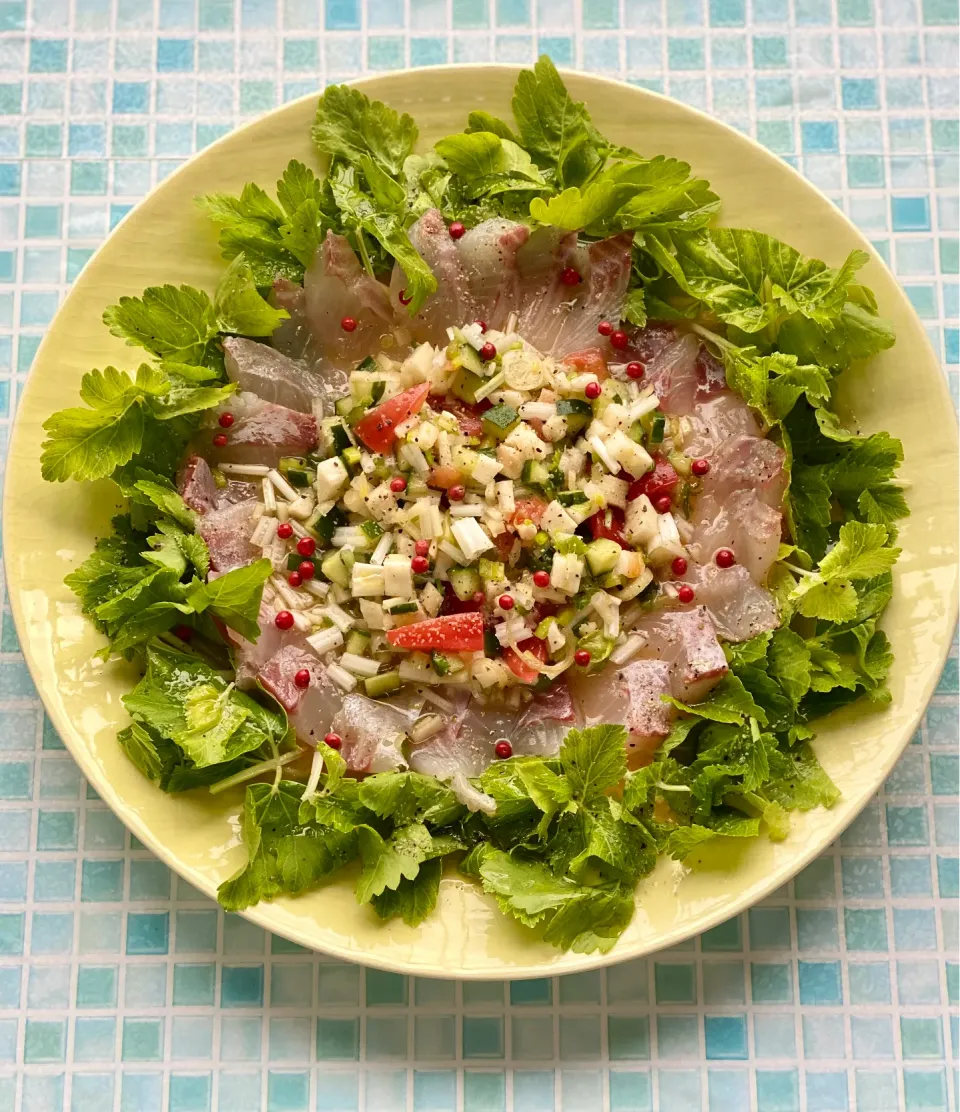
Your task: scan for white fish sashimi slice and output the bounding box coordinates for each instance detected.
[644,334,701,415]
[208,394,318,466]
[270,278,317,361]
[623,321,679,364]
[682,391,761,458]
[222,336,344,416]
[629,608,729,704]
[692,488,782,584]
[457,218,531,331]
[549,232,635,357]
[177,454,218,514]
[702,434,788,510]
[512,679,579,758]
[330,693,421,774]
[515,226,579,350]
[682,563,780,643]
[304,231,395,364]
[197,499,258,572]
[230,600,285,689]
[568,659,674,768]
[390,208,475,343]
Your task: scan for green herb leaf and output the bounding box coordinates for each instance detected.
[187,558,271,641]
[214,253,289,337]
[371,857,443,927]
[103,285,218,365]
[313,84,418,177]
[560,724,628,801]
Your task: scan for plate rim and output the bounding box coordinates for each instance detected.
[4,64,957,978]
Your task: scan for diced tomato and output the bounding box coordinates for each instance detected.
[435,396,490,438]
[627,454,679,502]
[503,637,548,684]
[354,382,430,454]
[428,465,463,491]
[386,612,484,652]
[562,348,609,380]
[589,506,628,548]
[511,497,547,526]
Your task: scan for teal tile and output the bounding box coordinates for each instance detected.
[510,1015,553,1060]
[81,860,124,902]
[267,1070,308,1111]
[414,1014,455,1061]
[175,910,218,953]
[794,859,836,900]
[654,963,695,1004]
[901,1018,944,1059]
[463,1071,505,1112]
[749,908,791,949]
[849,962,891,1004]
[702,962,745,1004]
[317,1018,360,1061]
[74,1016,116,1063]
[125,965,166,1008]
[270,964,313,1008]
[609,1016,650,1061]
[366,969,407,1006]
[268,1018,311,1064]
[606,960,648,1004]
[24,1018,66,1062]
[222,966,264,1007]
[76,966,118,1008]
[903,1069,947,1111]
[31,911,73,955]
[756,1070,800,1111]
[366,1017,407,1060]
[317,963,359,1006]
[898,961,942,1005]
[704,1015,747,1060]
[126,912,169,955]
[510,979,552,1006]
[797,909,839,951]
[37,809,78,850]
[122,1017,163,1061]
[844,908,889,952]
[128,859,171,900]
[559,1015,601,1060]
[462,982,502,1006]
[28,966,69,1009]
[657,1015,699,1059]
[559,971,601,1004]
[463,1016,504,1059]
[169,1073,212,1110]
[220,1017,262,1062]
[173,963,216,1007]
[700,917,742,951]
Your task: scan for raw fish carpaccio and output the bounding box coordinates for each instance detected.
[179,209,786,797]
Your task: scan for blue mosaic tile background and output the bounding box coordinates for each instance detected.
[0,0,957,1109]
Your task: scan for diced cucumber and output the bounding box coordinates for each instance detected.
[556,398,592,431]
[340,548,356,574]
[306,504,346,544]
[449,566,481,602]
[370,380,386,405]
[359,519,383,541]
[345,630,371,656]
[557,490,589,507]
[334,396,355,418]
[431,651,450,676]
[320,550,350,588]
[585,538,622,576]
[210,466,228,489]
[365,671,401,698]
[455,343,483,375]
[649,413,666,445]
[386,600,418,614]
[481,404,519,440]
[356,356,377,372]
[451,368,485,404]
[478,558,505,582]
[521,459,551,486]
[286,466,315,488]
[483,628,501,658]
[407,478,430,500]
[286,553,302,571]
[341,446,362,475]
[535,615,557,640]
[331,422,352,454]
[599,571,623,589]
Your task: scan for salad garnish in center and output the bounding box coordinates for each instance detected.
[41,60,905,952]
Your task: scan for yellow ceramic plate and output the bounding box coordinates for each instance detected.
[5,68,958,979]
